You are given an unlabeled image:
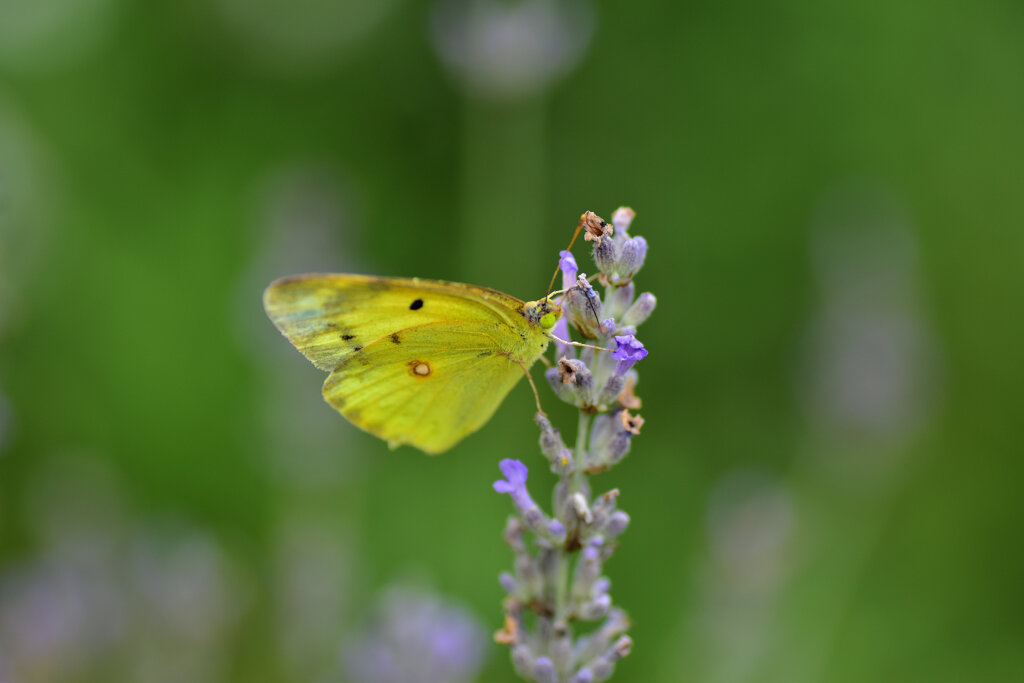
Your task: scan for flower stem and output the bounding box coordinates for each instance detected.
[554,541,571,626]
[555,410,592,629]
[572,411,592,494]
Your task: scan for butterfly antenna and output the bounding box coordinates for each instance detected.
[587,296,601,324]
[549,334,611,353]
[545,214,588,300]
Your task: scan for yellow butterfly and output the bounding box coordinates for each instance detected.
[263,275,563,454]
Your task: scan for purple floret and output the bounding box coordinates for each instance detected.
[612,334,648,375]
[493,459,535,511]
[559,250,578,290]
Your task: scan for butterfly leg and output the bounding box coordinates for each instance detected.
[504,353,545,416]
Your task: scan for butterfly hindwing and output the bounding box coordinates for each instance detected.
[322,321,533,454]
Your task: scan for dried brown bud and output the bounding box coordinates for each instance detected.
[612,634,634,658]
[494,612,519,645]
[617,375,642,409]
[618,409,644,435]
[579,210,613,246]
[557,357,587,385]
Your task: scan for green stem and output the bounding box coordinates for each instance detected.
[554,410,593,626]
[572,410,592,494]
[553,538,571,626]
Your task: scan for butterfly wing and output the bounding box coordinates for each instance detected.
[323,320,538,453]
[263,274,550,453]
[263,274,529,371]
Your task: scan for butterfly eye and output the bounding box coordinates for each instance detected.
[540,312,557,329]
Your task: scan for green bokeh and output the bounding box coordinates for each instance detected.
[1,1,1022,681]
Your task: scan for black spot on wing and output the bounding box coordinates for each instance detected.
[353,346,363,352]
[342,334,355,341]
[390,333,401,344]
[409,298,424,310]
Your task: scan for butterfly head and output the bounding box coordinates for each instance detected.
[524,297,563,332]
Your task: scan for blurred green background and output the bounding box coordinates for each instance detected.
[1,0,1022,681]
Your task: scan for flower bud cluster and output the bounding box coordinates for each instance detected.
[492,207,653,682]
[547,211,653,419]
[585,207,647,287]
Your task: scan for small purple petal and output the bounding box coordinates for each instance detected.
[560,250,578,290]
[559,250,578,274]
[604,510,630,539]
[493,459,535,511]
[612,334,647,375]
[499,458,527,484]
[633,236,648,264]
[552,316,572,359]
[548,519,566,537]
[611,206,635,231]
[579,594,612,620]
[599,318,616,336]
[499,572,518,594]
[534,656,558,683]
[574,667,594,683]
[587,593,612,615]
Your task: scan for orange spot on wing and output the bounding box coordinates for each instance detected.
[407,360,432,377]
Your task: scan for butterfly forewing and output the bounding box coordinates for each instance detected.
[263,275,528,371]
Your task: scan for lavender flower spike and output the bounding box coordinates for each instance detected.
[612,335,648,375]
[495,206,649,682]
[493,459,535,513]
